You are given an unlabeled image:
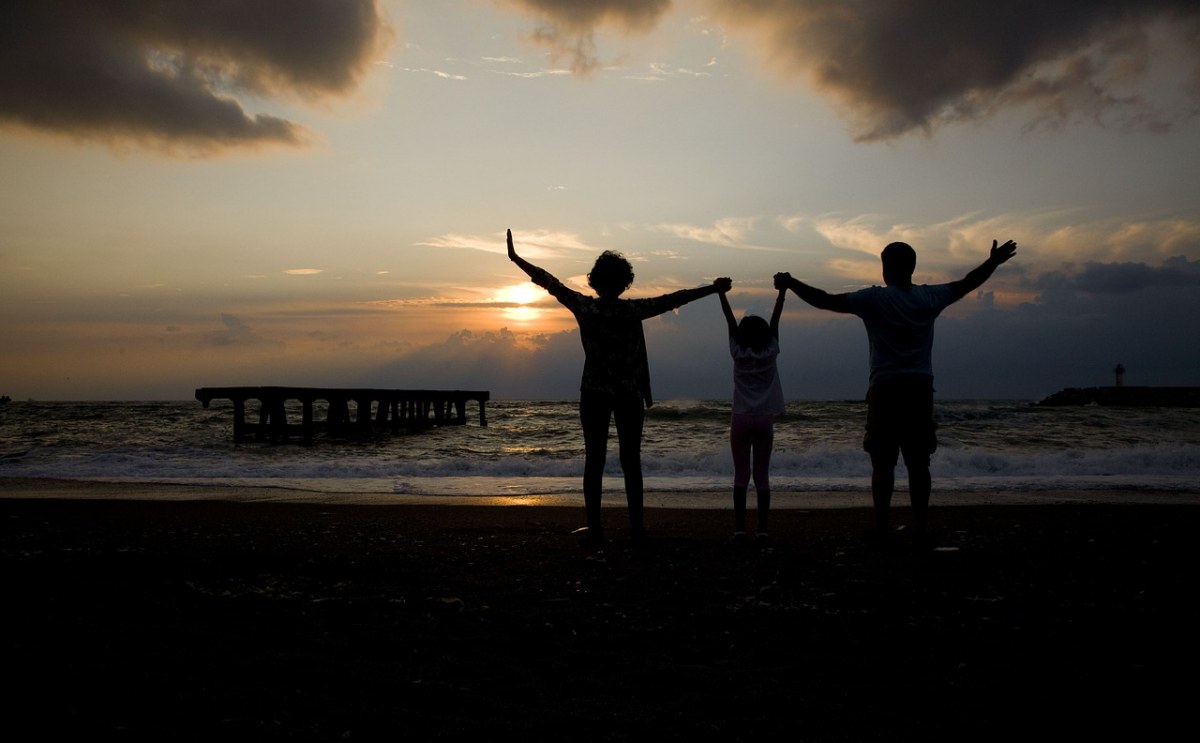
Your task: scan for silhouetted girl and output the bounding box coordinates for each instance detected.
[719,285,786,542]
[507,229,730,545]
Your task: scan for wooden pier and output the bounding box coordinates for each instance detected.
[195,387,489,442]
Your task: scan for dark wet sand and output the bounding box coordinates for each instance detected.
[3,482,1198,741]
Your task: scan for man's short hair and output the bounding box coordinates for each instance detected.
[881,242,916,279]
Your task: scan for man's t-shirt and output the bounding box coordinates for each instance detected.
[843,284,955,387]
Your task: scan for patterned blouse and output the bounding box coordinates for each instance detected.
[530,267,711,407]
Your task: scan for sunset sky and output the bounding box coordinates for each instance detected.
[3,0,1198,401]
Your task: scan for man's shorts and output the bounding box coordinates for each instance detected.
[863,375,937,466]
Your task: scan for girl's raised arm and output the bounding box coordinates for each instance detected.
[718,289,738,338]
[770,287,786,338]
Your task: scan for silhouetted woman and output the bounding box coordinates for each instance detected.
[507,229,730,544]
[719,285,786,542]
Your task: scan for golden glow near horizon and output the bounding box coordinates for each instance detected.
[494,282,547,324]
[1,1,1198,400]
[499,283,542,306]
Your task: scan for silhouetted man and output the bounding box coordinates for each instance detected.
[776,239,1017,547]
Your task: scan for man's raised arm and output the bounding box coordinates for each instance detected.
[774,272,852,313]
[947,239,1017,302]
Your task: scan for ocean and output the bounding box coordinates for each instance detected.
[1,399,1198,505]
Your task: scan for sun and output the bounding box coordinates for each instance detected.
[496,282,545,323]
[499,283,542,306]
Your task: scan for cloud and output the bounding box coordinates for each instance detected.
[798,211,1200,285]
[948,255,1200,394]
[803,213,1019,284]
[0,0,391,153]
[709,0,1200,140]
[418,230,607,259]
[654,217,782,251]
[357,327,585,398]
[207,314,283,349]
[497,3,1198,137]
[401,67,469,81]
[501,0,672,75]
[624,61,715,81]
[488,67,574,79]
[1032,256,1200,294]
[1039,218,1200,264]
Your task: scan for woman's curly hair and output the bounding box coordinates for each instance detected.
[587,251,635,297]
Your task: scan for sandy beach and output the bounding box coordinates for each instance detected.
[3,477,1198,740]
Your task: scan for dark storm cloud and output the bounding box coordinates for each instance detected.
[1032,256,1200,294]
[0,0,390,151]
[954,257,1200,395]
[711,0,1200,140]
[503,0,671,74]
[510,1,1200,140]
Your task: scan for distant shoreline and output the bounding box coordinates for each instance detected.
[1038,385,1200,407]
